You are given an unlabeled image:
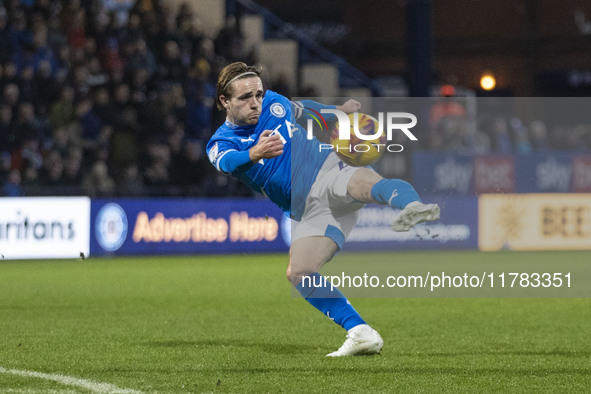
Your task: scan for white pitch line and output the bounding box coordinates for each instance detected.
[0,366,142,394]
[2,389,79,393]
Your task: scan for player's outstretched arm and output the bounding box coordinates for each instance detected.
[249,130,284,162]
[208,130,284,174]
[336,99,361,114]
[292,99,362,123]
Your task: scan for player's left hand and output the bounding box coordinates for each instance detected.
[337,99,362,114]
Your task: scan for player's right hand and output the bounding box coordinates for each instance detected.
[249,129,284,162]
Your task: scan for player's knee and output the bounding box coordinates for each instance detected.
[348,168,382,203]
[286,265,292,282]
[288,265,316,286]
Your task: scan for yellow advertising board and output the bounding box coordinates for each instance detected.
[479,194,591,251]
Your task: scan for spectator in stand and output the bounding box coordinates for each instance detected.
[0,151,11,185]
[0,0,318,197]
[54,45,72,77]
[82,159,115,197]
[17,65,37,104]
[47,126,70,158]
[29,20,58,75]
[3,82,20,111]
[61,1,86,49]
[0,103,16,153]
[76,98,103,149]
[21,160,40,189]
[488,117,513,154]
[143,141,170,190]
[35,60,61,114]
[8,9,32,57]
[109,119,139,178]
[51,85,76,130]
[71,64,91,98]
[87,56,109,87]
[155,40,184,84]
[99,37,124,76]
[117,163,147,197]
[15,101,48,145]
[181,140,211,194]
[167,125,186,184]
[111,83,133,123]
[1,61,19,88]
[38,149,64,187]
[529,120,549,152]
[119,12,144,45]
[176,2,195,34]
[510,118,532,155]
[47,11,68,53]
[184,19,205,62]
[92,86,116,125]
[2,168,24,196]
[564,125,589,151]
[167,124,210,193]
[0,7,14,64]
[183,59,214,139]
[129,67,151,105]
[429,85,467,150]
[156,6,184,55]
[62,146,84,187]
[127,38,157,77]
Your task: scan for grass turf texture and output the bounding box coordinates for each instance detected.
[0,251,589,393]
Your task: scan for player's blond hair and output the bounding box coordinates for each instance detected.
[216,62,262,111]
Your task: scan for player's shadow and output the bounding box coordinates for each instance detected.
[145,339,318,354]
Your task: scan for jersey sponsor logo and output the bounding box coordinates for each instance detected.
[240,137,254,142]
[270,103,286,118]
[208,143,231,171]
[208,143,219,163]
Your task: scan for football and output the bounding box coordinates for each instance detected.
[330,113,385,166]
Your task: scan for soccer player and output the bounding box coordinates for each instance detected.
[207,62,440,356]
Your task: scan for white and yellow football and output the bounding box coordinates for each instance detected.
[330,113,385,167]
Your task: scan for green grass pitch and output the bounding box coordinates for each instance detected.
[0,251,590,393]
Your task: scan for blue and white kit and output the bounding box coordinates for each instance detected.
[206,90,367,248]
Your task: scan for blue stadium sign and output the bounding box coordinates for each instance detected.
[90,199,289,256]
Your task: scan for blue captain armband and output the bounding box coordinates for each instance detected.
[217,149,254,174]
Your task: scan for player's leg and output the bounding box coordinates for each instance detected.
[288,236,365,331]
[287,235,383,357]
[347,168,440,232]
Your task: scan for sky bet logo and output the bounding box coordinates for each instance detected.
[304,109,418,153]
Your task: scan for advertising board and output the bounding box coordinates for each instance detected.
[0,197,90,259]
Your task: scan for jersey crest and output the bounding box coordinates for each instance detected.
[270,102,286,118]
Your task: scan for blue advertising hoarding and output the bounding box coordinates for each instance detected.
[91,198,290,256]
[413,152,591,195]
[412,152,475,196]
[344,196,478,251]
[515,153,575,193]
[90,196,479,256]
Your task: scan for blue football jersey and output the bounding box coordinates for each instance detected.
[206,90,331,220]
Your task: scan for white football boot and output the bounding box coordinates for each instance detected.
[326,324,384,357]
[391,201,440,232]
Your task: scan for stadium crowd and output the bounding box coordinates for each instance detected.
[0,0,266,197]
[1,0,590,198]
